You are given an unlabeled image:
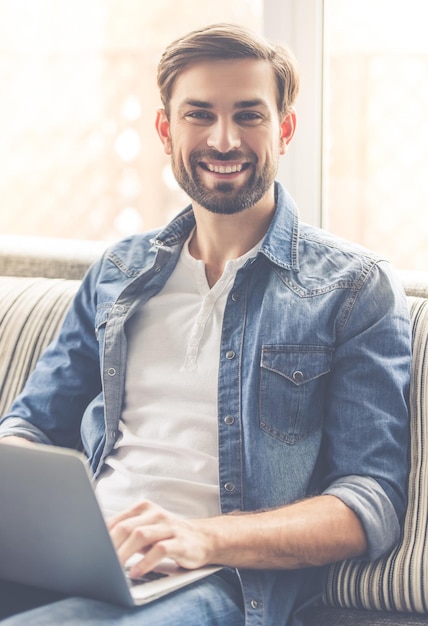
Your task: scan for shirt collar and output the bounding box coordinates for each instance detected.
[152,182,300,272]
[258,182,300,271]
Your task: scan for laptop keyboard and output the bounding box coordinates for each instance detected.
[125,567,169,586]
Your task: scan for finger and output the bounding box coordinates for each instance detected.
[109,507,171,553]
[115,522,174,566]
[129,534,208,578]
[107,500,154,531]
[128,541,172,578]
[109,501,177,553]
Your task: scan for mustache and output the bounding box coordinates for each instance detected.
[190,149,257,163]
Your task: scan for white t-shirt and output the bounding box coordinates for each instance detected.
[95,235,260,519]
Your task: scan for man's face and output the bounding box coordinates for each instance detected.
[156,58,295,215]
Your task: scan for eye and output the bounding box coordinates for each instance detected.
[184,110,214,124]
[235,111,264,125]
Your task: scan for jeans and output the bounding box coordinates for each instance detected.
[0,570,244,625]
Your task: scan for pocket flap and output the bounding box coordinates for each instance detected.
[261,345,333,385]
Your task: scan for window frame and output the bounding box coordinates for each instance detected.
[264,0,324,226]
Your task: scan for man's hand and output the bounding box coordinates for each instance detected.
[0,436,34,447]
[108,500,216,579]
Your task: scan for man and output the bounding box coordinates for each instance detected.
[0,22,411,626]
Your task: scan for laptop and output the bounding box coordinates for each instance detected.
[0,442,222,607]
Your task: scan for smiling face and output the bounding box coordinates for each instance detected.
[156,58,296,215]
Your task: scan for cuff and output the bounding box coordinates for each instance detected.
[323,475,400,560]
[0,417,51,445]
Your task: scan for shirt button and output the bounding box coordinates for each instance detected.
[231,292,240,302]
[225,350,235,360]
[292,370,304,383]
[250,599,259,609]
[224,415,235,425]
[107,368,116,376]
[224,482,235,492]
[115,305,125,313]
[154,266,161,273]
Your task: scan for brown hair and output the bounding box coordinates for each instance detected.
[157,23,300,118]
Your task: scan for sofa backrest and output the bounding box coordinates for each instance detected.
[0,236,106,280]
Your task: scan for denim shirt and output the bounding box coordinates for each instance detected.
[0,183,411,625]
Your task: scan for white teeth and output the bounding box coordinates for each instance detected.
[206,163,243,174]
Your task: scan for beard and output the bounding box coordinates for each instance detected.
[171,148,278,215]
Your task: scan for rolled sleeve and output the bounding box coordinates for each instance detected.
[0,417,52,445]
[324,475,401,560]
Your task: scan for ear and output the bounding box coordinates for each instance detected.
[155,108,172,155]
[279,109,297,155]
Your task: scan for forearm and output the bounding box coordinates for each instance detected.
[110,494,367,577]
[197,494,367,570]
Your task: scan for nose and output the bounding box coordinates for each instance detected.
[207,118,241,153]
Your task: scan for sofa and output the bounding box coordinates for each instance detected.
[1,235,428,625]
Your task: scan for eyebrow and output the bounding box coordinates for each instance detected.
[234,99,268,109]
[181,98,268,110]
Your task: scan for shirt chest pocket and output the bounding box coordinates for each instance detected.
[259,345,333,444]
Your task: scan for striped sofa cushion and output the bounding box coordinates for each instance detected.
[323,295,428,614]
[0,276,80,416]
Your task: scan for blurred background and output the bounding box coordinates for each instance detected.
[0,0,427,270]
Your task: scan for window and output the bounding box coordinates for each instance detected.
[323,0,428,270]
[266,0,428,271]
[3,1,425,271]
[0,0,262,242]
